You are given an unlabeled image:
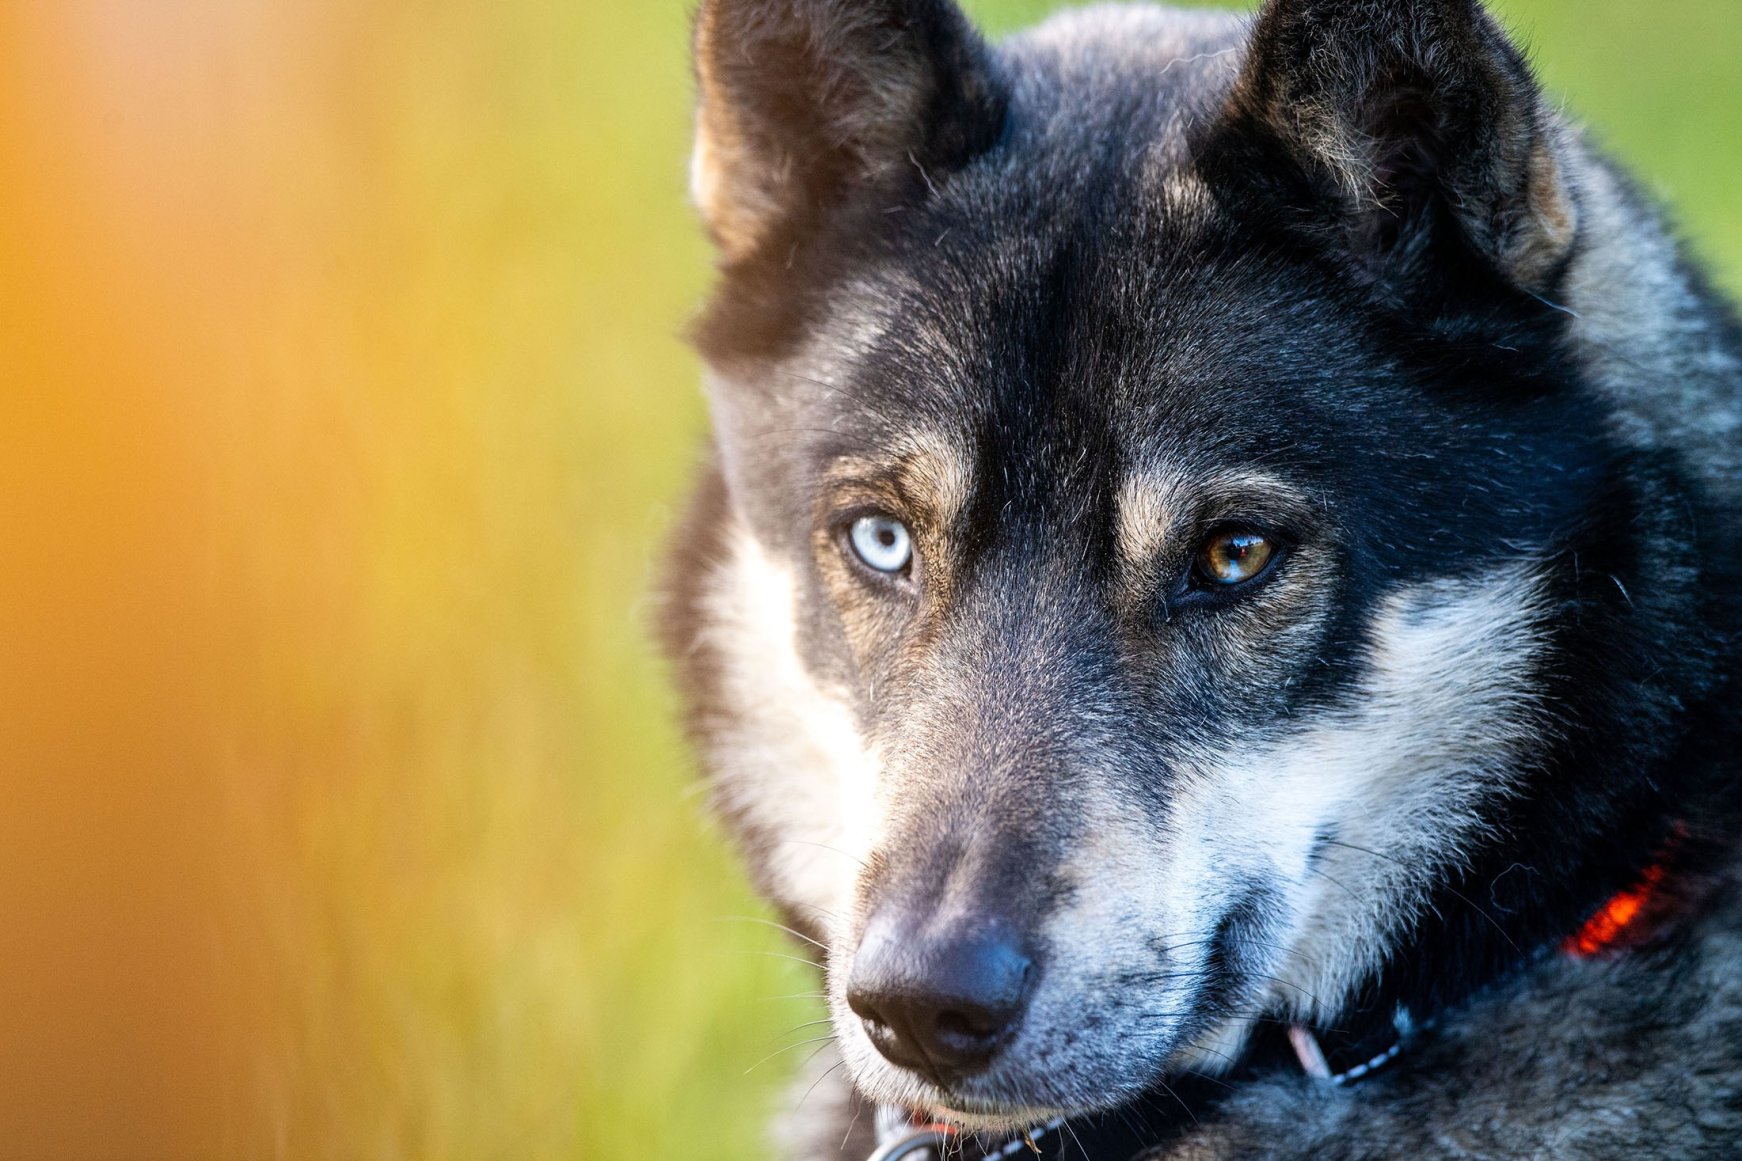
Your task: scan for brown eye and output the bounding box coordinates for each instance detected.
[1195,529,1277,587]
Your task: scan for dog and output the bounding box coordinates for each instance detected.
[660,0,1742,1156]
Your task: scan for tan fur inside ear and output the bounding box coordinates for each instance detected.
[1504,137,1579,291]
[1253,92,1578,292]
[690,1,784,263]
[690,0,937,264]
[690,96,785,264]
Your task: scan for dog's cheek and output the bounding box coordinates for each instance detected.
[1181,564,1553,1023]
[696,521,885,928]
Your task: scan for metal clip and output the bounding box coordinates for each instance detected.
[867,1127,954,1161]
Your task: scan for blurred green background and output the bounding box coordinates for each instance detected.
[2,1,1738,1158]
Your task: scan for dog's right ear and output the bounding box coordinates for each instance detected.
[691,0,1005,264]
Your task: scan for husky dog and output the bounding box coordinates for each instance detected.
[662,0,1742,1156]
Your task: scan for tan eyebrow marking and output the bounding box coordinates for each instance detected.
[826,429,973,528]
[1116,468,1310,575]
[895,430,972,527]
[1116,471,1188,572]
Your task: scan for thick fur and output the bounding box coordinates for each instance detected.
[664,0,1742,1156]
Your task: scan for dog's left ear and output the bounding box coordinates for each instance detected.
[1227,0,1578,294]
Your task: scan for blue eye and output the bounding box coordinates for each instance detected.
[848,515,913,574]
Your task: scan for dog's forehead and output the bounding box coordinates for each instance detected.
[998,4,1251,144]
[768,9,1390,491]
[803,216,1361,504]
[773,8,1418,530]
[809,222,1371,486]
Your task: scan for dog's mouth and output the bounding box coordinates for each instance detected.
[831,989,1202,1133]
[889,1095,1071,1137]
[847,1004,1260,1145]
[830,883,1274,1127]
[840,1039,1069,1130]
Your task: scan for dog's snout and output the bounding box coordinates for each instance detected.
[846,913,1034,1086]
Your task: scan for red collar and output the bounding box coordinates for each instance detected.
[1563,860,1670,958]
[1564,820,1689,959]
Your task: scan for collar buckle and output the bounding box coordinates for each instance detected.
[867,1127,953,1161]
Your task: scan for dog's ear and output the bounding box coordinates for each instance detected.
[1227,0,1578,294]
[691,0,1004,264]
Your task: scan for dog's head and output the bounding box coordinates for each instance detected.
[674,0,1687,1128]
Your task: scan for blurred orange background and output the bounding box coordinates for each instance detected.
[1,1,1737,1158]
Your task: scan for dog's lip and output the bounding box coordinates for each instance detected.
[906,1097,1070,1133]
[849,1016,1170,1130]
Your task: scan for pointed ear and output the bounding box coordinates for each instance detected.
[1229,0,1578,293]
[691,0,1005,264]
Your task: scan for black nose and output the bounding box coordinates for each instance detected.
[846,913,1034,1086]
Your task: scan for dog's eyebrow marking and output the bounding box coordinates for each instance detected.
[900,431,972,524]
[1116,468,1307,569]
[1116,471,1188,569]
[827,430,973,527]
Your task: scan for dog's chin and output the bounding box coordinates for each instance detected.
[924,1101,1066,1135]
[841,1038,1153,1133]
[872,1086,1069,1135]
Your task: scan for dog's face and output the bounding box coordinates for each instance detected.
[678,0,1616,1128]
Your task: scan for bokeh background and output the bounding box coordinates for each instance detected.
[1,1,1737,1157]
